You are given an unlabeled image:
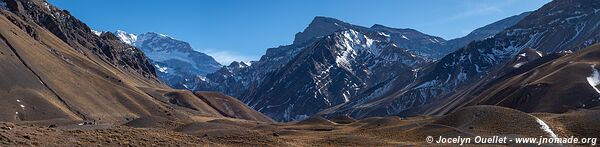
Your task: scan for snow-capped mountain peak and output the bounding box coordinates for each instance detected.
[91,29,103,36]
[116,30,138,45]
[115,30,222,90]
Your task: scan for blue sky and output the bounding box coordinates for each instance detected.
[48,0,550,65]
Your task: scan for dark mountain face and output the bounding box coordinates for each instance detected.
[195,14,533,121]
[115,31,222,89]
[325,0,600,119]
[243,29,428,121]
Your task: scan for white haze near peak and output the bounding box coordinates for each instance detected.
[201,48,256,65]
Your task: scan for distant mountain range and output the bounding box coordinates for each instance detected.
[84,0,600,123]
[188,13,528,121]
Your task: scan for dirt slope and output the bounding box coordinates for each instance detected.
[195,92,274,122]
[0,0,270,125]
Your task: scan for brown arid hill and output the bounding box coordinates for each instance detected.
[194,92,273,122]
[0,0,270,125]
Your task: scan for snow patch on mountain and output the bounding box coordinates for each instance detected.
[513,62,526,68]
[41,2,52,11]
[154,64,169,73]
[587,64,600,94]
[401,35,410,40]
[91,29,103,36]
[377,32,390,38]
[534,51,543,57]
[116,30,137,45]
[334,29,382,70]
[533,117,560,142]
[198,75,207,81]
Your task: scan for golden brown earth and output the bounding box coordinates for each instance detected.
[1,105,598,146]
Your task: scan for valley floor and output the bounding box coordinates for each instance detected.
[1,105,598,146]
